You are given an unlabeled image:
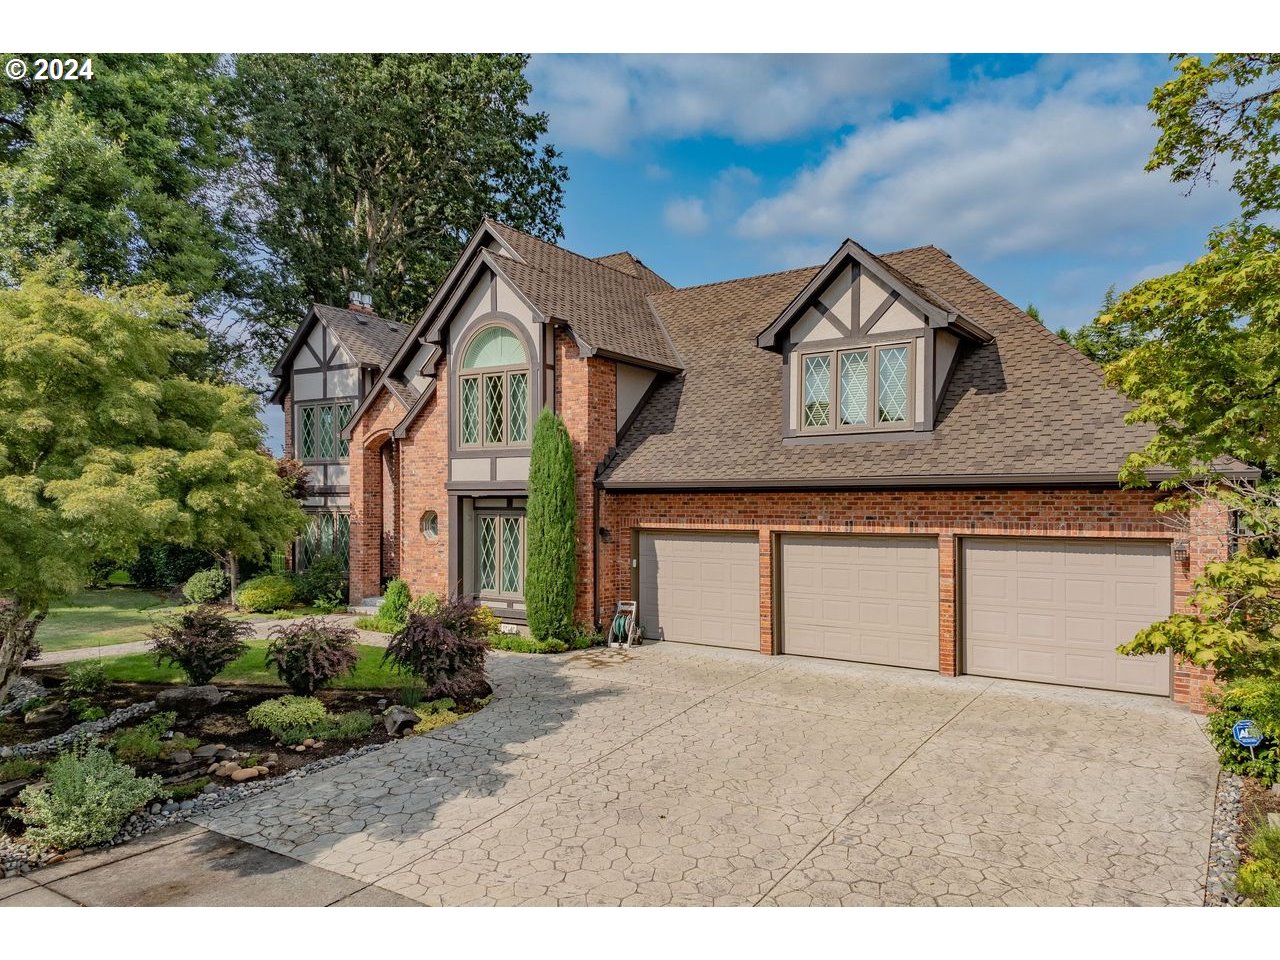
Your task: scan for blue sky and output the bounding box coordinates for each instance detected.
[527,52,1239,331]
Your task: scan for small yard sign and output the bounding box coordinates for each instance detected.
[1233,719,1263,749]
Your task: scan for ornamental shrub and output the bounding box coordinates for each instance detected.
[62,660,108,695]
[1206,677,1280,785]
[472,604,502,636]
[383,594,491,702]
[379,579,412,626]
[110,712,197,766]
[295,554,348,606]
[525,410,577,642]
[235,574,296,613]
[1236,825,1280,906]
[148,605,253,685]
[409,592,441,616]
[264,618,359,694]
[246,695,329,737]
[18,743,166,849]
[183,568,230,605]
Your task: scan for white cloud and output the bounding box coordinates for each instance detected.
[735,59,1237,260]
[663,197,710,235]
[528,54,947,153]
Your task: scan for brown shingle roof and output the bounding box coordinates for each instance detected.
[592,251,674,291]
[485,222,681,370]
[601,247,1178,488]
[312,304,411,368]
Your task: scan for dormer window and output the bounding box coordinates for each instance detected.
[800,342,912,434]
[459,325,529,447]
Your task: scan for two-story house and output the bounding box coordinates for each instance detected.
[270,297,409,571]
[315,220,1251,712]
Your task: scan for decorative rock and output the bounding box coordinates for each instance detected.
[230,767,261,782]
[155,685,222,714]
[293,744,306,753]
[265,753,278,764]
[215,748,239,761]
[1269,812,1280,830]
[0,678,47,719]
[303,738,316,747]
[23,702,69,726]
[201,782,220,795]
[383,705,419,737]
[168,750,193,765]
[193,744,221,760]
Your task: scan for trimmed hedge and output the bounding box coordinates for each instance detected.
[235,574,296,613]
[525,410,576,642]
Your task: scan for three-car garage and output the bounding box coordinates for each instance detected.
[633,529,1174,698]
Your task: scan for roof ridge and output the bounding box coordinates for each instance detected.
[486,219,660,290]
[878,242,951,258]
[665,264,822,295]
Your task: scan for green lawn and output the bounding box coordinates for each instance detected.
[96,640,407,690]
[40,588,184,652]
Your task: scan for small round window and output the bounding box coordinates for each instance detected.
[421,510,439,540]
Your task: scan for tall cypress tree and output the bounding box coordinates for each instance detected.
[525,409,577,641]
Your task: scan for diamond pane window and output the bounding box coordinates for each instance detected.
[484,374,505,444]
[334,513,351,570]
[877,346,909,424]
[301,515,323,568]
[336,402,353,457]
[508,372,528,443]
[803,354,831,428]
[839,351,869,426]
[479,516,498,592]
[299,406,317,459]
[461,378,480,444]
[501,516,523,594]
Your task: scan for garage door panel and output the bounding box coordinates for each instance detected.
[963,538,1171,697]
[639,532,760,651]
[781,535,939,670]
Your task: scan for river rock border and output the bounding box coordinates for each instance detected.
[0,678,48,719]
[1,736,394,878]
[1205,769,1244,906]
[0,701,157,759]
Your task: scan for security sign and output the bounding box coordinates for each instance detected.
[1233,719,1263,748]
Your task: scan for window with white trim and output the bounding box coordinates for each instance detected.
[799,342,912,433]
[297,401,354,461]
[459,326,529,447]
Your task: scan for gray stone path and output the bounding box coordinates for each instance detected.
[182,644,1217,906]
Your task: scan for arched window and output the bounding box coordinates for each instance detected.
[459,325,530,447]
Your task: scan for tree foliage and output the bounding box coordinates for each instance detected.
[524,410,577,641]
[1148,54,1280,219]
[0,54,241,371]
[229,53,567,353]
[0,264,303,700]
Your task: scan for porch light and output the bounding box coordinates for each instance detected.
[1172,540,1189,563]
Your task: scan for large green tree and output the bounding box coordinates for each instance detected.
[1109,54,1280,682]
[0,54,242,371]
[0,263,304,701]
[230,53,567,354]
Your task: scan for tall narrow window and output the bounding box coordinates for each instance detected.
[877,345,909,424]
[501,516,523,594]
[838,350,869,426]
[478,515,498,592]
[459,325,530,447]
[802,354,831,428]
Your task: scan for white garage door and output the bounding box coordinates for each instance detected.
[963,538,1172,696]
[781,535,939,669]
[638,532,760,650]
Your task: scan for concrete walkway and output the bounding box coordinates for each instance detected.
[0,824,418,907]
[172,644,1217,907]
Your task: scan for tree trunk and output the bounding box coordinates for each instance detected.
[0,600,46,706]
[227,554,240,610]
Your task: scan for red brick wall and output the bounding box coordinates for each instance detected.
[1174,498,1231,711]
[554,328,617,626]
[346,390,407,602]
[597,486,1230,712]
[396,360,451,600]
[281,391,293,461]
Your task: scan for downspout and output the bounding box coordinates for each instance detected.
[592,472,601,632]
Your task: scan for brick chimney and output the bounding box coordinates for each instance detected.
[347,290,375,314]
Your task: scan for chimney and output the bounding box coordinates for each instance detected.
[347,290,375,314]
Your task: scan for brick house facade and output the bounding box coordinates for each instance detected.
[315,220,1249,713]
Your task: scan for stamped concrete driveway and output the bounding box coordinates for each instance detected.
[193,643,1217,906]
